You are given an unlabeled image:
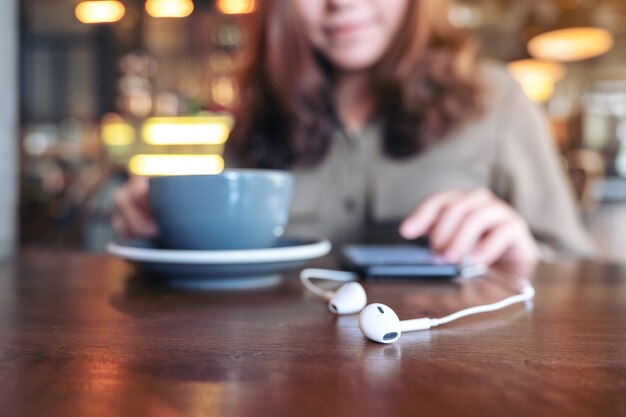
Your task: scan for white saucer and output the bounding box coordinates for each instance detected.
[107,238,332,290]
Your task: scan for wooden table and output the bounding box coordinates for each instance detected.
[0,250,624,417]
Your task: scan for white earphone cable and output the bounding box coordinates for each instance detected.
[300,268,359,300]
[399,285,535,332]
[432,285,535,326]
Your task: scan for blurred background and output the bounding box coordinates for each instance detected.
[3,0,626,260]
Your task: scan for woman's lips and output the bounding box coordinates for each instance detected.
[326,21,373,37]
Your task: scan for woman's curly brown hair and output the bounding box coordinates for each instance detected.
[227,0,484,169]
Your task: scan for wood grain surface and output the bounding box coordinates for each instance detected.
[0,250,624,417]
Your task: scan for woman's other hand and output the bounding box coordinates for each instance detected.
[399,188,540,265]
[112,176,158,239]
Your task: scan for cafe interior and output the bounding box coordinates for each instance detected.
[4,0,626,259]
[0,0,625,416]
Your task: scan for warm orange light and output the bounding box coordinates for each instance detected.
[528,27,614,62]
[514,74,554,103]
[145,0,194,18]
[101,122,135,146]
[128,154,224,176]
[75,1,125,24]
[211,78,236,108]
[507,59,566,103]
[141,116,233,145]
[216,0,256,15]
[507,59,567,83]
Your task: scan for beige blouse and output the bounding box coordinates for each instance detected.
[279,64,595,259]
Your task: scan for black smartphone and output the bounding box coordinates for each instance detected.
[340,244,485,281]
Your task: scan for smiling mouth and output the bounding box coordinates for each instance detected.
[326,21,373,37]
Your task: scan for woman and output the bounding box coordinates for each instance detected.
[114,0,595,265]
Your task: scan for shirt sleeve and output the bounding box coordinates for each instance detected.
[490,79,596,259]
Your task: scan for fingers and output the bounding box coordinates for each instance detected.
[428,189,492,251]
[112,214,132,239]
[470,220,525,265]
[441,202,513,263]
[113,177,158,239]
[472,221,540,265]
[130,176,151,212]
[401,188,539,265]
[399,190,462,239]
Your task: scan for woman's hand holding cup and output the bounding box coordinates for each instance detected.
[113,175,158,240]
[113,170,293,250]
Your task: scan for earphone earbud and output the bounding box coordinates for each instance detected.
[359,303,433,343]
[328,281,367,314]
[300,268,366,315]
[358,303,402,343]
[359,284,535,344]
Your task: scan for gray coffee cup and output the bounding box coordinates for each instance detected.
[149,170,293,250]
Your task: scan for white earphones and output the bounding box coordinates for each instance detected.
[300,268,367,314]
[300,268,536,343]
[359,285,535,343]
